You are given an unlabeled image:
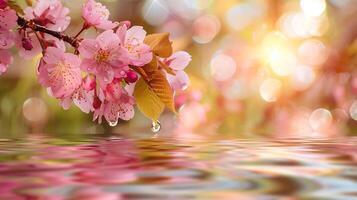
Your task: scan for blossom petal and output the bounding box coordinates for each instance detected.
[0,30,15,49]
[60,97,72,110]
[0,9,17,30]
[78,39,99,58]
[96,20,118,30]
[104,102,134,123]
[42,48,82,98]
[128,43,152,66]
[118,103,134,121]
[96,30,120,50]
[96,63,114,87]
[73,87,94,113]
[43,47,63,64]
[0,49,12,75]
[116,25,127,45]
[126,26,146,43]
[18,34,42,59]
[80,58,98,73]
[167,70,189,91]
[168,51,191,71]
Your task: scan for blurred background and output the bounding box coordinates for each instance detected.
[1,0,357,139]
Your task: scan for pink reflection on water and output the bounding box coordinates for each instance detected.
[69,187,121,200]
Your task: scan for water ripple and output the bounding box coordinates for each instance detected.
[0,137,357,199]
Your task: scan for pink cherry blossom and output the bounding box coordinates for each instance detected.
[103,101,135,123]
[0,2,191,126]
[0,29,15,49]
[117,25,152,66]
[17,33,42,59]
[0,8,17,49]
[79,30,129,86]
[162,51,191,90]
[17,33,65,59]
[82,0,118,30]
[24,0,70,32]
[38,47,82,99]
[0,49,12,75]
[167,70,190,91]
[93,82,135,124]
[59,76,96,113]
[104,78,124,102]
[0,8,17,30]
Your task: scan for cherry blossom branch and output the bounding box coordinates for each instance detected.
[17,16,80,48]
[74,23,90,39]
[0,0,190,127]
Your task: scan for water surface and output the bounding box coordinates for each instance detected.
[1,136,357,199]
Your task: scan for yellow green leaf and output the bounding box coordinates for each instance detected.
[134,78,165,121]
[144,33,173,58]
[148,71,176,112]
[25,0,33,6]
[142,55,158,73]
[8,0,24,15]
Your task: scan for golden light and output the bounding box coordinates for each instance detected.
[300,0,326,17]
[261,32,296,76]
[279,11,329,38]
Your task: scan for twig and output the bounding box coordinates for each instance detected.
[17,16,79,48]
[74,23,89,39]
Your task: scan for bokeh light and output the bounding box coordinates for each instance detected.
[300,0,326,17]
[259,78,282,102]
[291,65,316,91]
[309,108,332,130]
[261,32,296,76]
[349,101,357,121]
[192,15,221,44]
[298,39,327,67]
[225,2,264,31]
[210,54,237,81]
[142,0,169,26]
[22,97,48,124]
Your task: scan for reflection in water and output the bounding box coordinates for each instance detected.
[0,137,357,199]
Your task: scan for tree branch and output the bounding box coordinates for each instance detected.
[17,16,79,48]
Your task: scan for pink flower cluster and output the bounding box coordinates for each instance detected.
[0,0,191,125]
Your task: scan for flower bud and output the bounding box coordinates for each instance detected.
[93,96,102,109]
[124,70,138,83]
[22,37,33,51]
[119,20,131,28]
[83,76,96,91]
[0,0,8,9]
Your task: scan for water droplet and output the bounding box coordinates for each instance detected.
[151,121,161,133]
[109,120,118,127]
